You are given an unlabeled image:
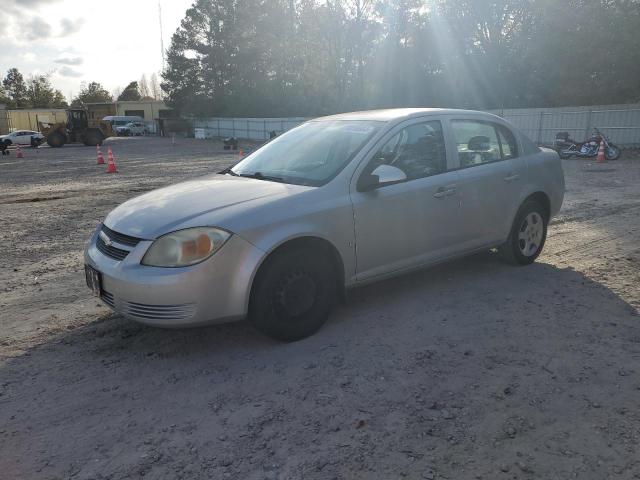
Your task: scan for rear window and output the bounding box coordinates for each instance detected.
[520,132,541,155]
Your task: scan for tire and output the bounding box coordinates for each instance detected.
[605,144,621,160]
[500,200,548,265]
[83,130,104,146]
[47,132,65,148]
[249,247,337,341]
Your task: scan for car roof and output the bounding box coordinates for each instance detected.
[103,116,144,121]
[313,108,502,122]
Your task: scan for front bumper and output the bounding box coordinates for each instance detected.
[84,228,265,327]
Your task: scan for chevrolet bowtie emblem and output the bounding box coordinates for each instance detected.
[99,230,113,247]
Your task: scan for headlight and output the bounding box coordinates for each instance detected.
[141,227,231,267]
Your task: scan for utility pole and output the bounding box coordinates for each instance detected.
[158,0,166,72]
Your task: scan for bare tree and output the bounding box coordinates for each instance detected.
[150,73,162,100]
[139,74,150,98]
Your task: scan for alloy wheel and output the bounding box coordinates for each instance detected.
[517,212,544,257]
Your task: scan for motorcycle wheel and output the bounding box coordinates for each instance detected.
[556,148,572,159]
[605,144,621,160]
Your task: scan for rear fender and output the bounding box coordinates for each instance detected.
[519,148,565,219]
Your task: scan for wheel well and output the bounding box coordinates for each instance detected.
[251,236,346,303]
[524,192,551,220]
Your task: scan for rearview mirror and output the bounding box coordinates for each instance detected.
[358,164,407,192]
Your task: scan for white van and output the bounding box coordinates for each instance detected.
[103,116,146,136]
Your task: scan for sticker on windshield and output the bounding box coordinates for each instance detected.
[341,124,377,135]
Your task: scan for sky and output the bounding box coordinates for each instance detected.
[0,0,193,101]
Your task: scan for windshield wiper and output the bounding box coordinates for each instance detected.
[219,167,239,176]
[238,171,286,183]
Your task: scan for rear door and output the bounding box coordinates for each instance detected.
[447,118,527,249]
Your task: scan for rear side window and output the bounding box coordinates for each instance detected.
[452,120,519,167]
[497,126,518,159]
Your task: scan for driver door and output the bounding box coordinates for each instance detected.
[350,118,462,281]
[18,132,33,145]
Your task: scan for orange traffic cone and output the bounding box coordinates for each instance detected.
[16,145,24,158]
[106,147,117,173]
[238,148,244,160]
[597,140,606,163]
[96,145,105,165]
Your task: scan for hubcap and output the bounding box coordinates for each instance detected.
[517,212,543,257]
[275,271,317,317]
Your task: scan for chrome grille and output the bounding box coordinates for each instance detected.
[96,224,142,261]
[96,236,129,260]
[123,301,196,321]
[101,224,141,247]
[101,290,115,308]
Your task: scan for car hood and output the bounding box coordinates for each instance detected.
[104,174,310,239]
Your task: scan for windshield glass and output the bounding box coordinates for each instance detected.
[230,120,382,186]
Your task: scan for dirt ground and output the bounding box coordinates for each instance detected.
[1,137,639,480]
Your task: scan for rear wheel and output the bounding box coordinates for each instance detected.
[500,200,548,265]
[47,132,65,148]
[249,248,337,341]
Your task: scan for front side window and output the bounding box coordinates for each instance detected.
[366,120,447,181]
[231,120,381,186]
[452,120,519,167]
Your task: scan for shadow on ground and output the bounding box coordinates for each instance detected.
[2,253,640,479]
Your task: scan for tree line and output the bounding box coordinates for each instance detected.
[0,70,163,109]
[0,68,68,109]
[161,0,640,117]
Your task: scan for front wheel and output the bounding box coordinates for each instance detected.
[83,130,104,146]
[500,200,548,265]
[47,132,65,148]
[605,144,621,160]
[249,248,336,341]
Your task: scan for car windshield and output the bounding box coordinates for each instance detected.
[230,120,382,186]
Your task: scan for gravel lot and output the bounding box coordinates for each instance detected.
[1,137,639,479]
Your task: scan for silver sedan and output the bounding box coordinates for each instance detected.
[84,109,565,341]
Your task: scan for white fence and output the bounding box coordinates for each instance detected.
[488,103,640,147]
[193,117,309,141]
[195,103,640,146]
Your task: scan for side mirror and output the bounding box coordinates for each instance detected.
[358,164,407,192]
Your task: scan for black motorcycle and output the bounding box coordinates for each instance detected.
[554,127,620,160]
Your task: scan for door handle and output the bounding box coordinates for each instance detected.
[433,185,457,199]
[504,173,520,182]
[433,190,447,198]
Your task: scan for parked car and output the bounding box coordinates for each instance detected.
[0,130,45,146]
[103,116,145,136]
[84,108,565,341]
[116,122,147,137]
